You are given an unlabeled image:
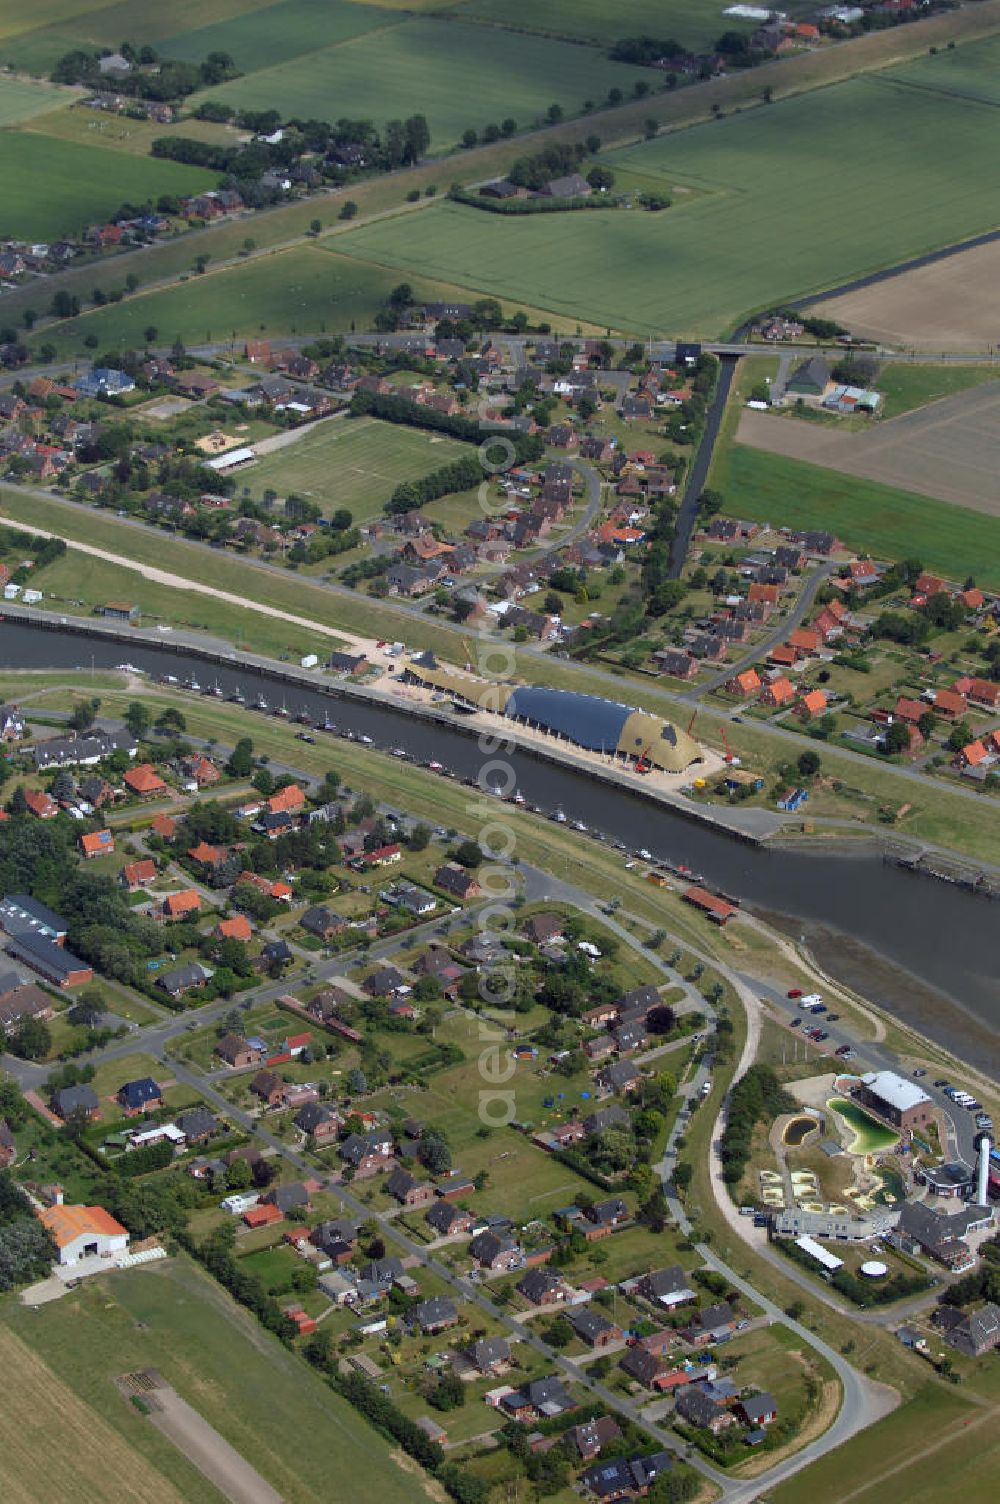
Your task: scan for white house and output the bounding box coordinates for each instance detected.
[37,1201,129,1266]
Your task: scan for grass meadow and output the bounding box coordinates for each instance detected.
[244,414,468,520]
[39,245,508,353]
[1,1256,418,1504]
[336,69,1000,333]
[0,76,71,125]
[0,0,274,72]
[716,445,1000,589]
[0,131,213,239]
[191,19,654,148]
[887,31,1000,106]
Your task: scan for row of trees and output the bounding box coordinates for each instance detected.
[718,1064,796,1186]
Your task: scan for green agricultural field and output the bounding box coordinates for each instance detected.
[716,445,1000,589]
[336,69,1000,334]
[0,131,213,239]
[191,18,654,149]
[458,0,816,50]
[0,76,71,125]
[246,414,468,521]
[1,1256,419,1504]
[887,31,1000,106]
[41,244,498,354]
[169,0,395,71]
[0,0,274,73]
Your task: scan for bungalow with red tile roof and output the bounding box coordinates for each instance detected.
[124,764,167,799]
[893,697,926,725]
[188,841,223,866]
[80,829,114,859]
[268,784,306,815]
[162,889,202,920]
[933,688,968,719]
[768,644,799,669]
[216,914,252,943]
[25,788,58,819]
[788,627,822,655]
[965,678,1000,709]
[796,688,828,721]
[955,739,990,770]
[748,582,780,607]
[726,668,761,697]
[151,813,177,840]
[915,573,948,597]
[761,676,795,707]
[121,857,157,891]
[243,1203,283,1229]
[360,843,402,868]
[959,587,986,611]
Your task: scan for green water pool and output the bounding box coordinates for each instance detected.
[827,1098,898,1155]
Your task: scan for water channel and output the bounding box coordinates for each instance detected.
[3,620,997,1074]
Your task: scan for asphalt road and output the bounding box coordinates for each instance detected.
[689,562,834,699]
[667,354,739,579]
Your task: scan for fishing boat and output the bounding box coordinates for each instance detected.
[359,734,374,745]
[185,674,201,692]
[254,694,269,712]
[513,789,525,805]
[230,687,246,705]
[553,807,567,824]
[273,700,289,719]
[427,760,444,772]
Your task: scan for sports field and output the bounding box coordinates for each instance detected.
[191,18,653,148]
[2,1255,418,1504]
[0,131,213,239]
[41,244,496,352]
[246,415,468,522]
[715,444,1000,589]
[336,67,1000,333]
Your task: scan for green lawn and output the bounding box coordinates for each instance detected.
[873,362,1000,420]
[1,1255,419,1504]
[191,18,654,149]
[336,68,1000,334]
[715,445,1000,589]
[0,130,213,239]
[246,414,467,521]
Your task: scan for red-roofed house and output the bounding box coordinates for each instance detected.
[788,627,821,655]
[915,573,948,597]
[360,843,402,868]
[727,669,761,697]
[955,740,989,770]
[188,841,223,866]
[761,676,795,707]
[933,688,968,719]
[748,582,780,607]
[185,755,220,787]
[163,889,202,920]
[269,784,306,815]
[80,829,114,859]
[124,764,167,799]
[796,688,828,721]
[151,813,177,840]
[216,915,252,942]
[121,858,157,891]
[768,644,799,669]
[959,587,985,611]
[243,1203,283,1229]
[965,679,1000,709]
[893,697,926,725]
[682,886,738,925]
[25,788,58,819]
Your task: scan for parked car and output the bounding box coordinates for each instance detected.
[787,989,803,999]
[826,1013,840,1022]
[790,1018,801,1029]
[913,1068,927,1078]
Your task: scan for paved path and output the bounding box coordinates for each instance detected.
[689,562,834,699]
[147,1382,284,1504]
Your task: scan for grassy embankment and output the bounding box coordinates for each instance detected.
[4,485,1000,864]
